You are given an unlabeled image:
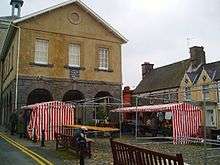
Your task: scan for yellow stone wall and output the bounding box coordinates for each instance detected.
[179,70,219,128]
[16,3,123,84]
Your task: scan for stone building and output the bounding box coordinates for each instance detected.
[179,46,220,129]
[0,0,127,125]
[134,57,190,105]
[134,46,220,129]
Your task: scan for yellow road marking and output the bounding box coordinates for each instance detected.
[0,132,54,165]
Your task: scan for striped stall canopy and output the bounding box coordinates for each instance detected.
[22,101,75,141]
[111,103,202,144]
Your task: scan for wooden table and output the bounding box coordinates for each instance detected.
[64,125,120,132]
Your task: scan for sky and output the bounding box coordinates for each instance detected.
[1,0,220,89]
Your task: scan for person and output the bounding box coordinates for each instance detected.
[150,113,159,137]
[9,112,18,135]
[17,112,25,138]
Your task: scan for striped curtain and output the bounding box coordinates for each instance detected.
[27,101,74,141]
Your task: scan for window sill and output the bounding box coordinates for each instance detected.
[30,62,54,68]
[94,68,113,72]
[64,65,85,70]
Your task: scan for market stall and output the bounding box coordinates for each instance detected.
[21,101,75,141]
[111,102,202,143]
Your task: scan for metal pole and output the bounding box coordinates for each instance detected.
[203,97,207,165]
[82,105,84,125]
[94,105,96,126]
[119,104,122,138]
[135,97,138,139]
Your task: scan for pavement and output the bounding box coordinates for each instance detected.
[0,127,116,165]
[0,135,36,165]
[0,127,63,165]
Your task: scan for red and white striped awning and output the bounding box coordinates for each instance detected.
[111,102,201,113]
[22,101,75,141]
[111,102,202,144]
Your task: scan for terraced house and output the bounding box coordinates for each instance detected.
[0,0,127,125]
[179,47,220,130]
[134,46,220,129]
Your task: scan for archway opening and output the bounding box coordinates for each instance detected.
[62,90,84,102]
[27,89,53,105]
[94,91,113,121]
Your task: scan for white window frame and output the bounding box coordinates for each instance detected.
[34,39,49,64]
[98,48,109,70]
[206,109,216,127]
[202,85,209,101]
[69,44,80,67]
[185,87,191,101]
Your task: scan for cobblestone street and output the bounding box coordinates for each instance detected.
[2,127,220,165]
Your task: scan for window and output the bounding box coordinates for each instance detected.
[185,87,191,101]
[202,85,209,101]
[35,39,48,64]
[206,109,215,127]
[69,44,80,67]
[99,48,109,70]
[163,93,170,103]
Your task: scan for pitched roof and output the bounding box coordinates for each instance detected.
[134,59,191,94]
[185,61,220,83]
[13,0,128,43]
[186,67,203,83]
[204,61,220,81]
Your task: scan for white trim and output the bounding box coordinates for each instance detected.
[69,43,80,67]
[13,0,128,43]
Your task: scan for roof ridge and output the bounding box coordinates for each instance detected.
[153,58,190,70]
[205,60,220,65]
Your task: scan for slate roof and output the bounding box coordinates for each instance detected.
[204,61,220,81]
[186,61,220,83]
[134,59,191,94]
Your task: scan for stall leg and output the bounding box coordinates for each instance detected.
[41,129,45,147]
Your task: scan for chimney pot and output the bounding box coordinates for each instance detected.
[189,46,206,70]
[141,62,154,79]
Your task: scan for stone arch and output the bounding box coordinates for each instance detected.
[94,91,113,121]
[94,91,112,103]
[27,88,53,105]
[62,90,84,102]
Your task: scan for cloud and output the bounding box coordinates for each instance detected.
[1,0,220,88]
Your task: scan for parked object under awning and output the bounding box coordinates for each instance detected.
[21,101,75,141]
[111,103,202,143]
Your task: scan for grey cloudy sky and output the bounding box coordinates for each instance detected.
[1,0,220,88]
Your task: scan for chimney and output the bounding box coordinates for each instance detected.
[141,62,154,79]
[10,0,24,17]
[190,46,206,70]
